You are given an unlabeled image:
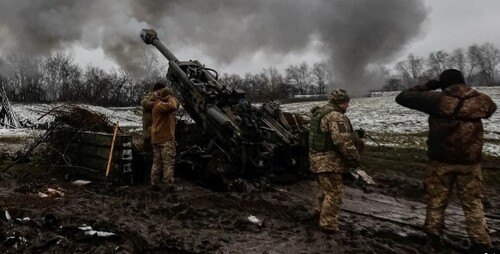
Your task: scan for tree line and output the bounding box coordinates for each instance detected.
[0,52,146,107]
[383,42,500,91]
[0,42,498,106]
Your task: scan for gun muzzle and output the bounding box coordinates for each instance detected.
[140,29,158,45]
[140,28,178,62]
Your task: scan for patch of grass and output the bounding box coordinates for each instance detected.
[410,131,428,137]
[363,145,427,162]
[0,136,32,144]
[1,160,48,177]
[482,155,500,185]
[484,138,500,145]
[362,145,500,187]
[482,170,500,186]
[361,145,427,179]
[368,132,428,150]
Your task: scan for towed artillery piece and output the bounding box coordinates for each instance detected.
[140,29,309,190]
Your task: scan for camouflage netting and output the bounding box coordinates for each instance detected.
[44,105,114,163]
[50,105,113,133]
[3,104,116,173]
[0,84,20,128]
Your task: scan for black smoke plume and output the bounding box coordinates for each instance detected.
[0,0,427,94]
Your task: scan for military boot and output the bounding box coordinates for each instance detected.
[425,233,444,252]
[319,226,338,235]
[468,243,491,254]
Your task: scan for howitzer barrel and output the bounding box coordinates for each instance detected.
[140,29,178,62]
[139,28,311,186]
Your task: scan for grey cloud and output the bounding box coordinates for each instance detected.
[0,0,427,93]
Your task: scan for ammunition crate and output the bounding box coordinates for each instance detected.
[67,131,134,185]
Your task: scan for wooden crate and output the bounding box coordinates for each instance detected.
[67,131,134,185]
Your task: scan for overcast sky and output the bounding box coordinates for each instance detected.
[69,0,500,74]
[0,0,499,94]
[399,0,500,62]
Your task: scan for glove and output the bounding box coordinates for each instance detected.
[424,79,441,90]
[355,139,365,153]
[355,128,365,139]
[159,95,172,102]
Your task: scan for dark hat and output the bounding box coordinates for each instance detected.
[153,81,166,91]
[158,87,174,98]
[329,89,350,104]
[439,69,465,88]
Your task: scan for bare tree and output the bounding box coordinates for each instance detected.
[380,65,403,91]
[59,63,82,102]
[263,67,283,99]
[285,62,311,95]
[81,66,113,105]
[242,72,269,101]
[6,54,45,102]
[107,70,135,106]
[467,43,500,85]
[311,62,328,94]
[141,51,164,85]
[220,73,244,89]
[395,54,425,88]
[43,52,81,101]
[426,50,449,78]
[448,48,476,82]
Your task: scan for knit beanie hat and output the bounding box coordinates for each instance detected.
[439,69,465,88]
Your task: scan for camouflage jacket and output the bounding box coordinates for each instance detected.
[141,91,156,139]
[309,103,360,173]
[396,83,497,164]
[151,96,180,144]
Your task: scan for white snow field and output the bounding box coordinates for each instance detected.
[2,86,500,157]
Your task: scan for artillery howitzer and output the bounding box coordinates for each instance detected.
[140,29,309,190]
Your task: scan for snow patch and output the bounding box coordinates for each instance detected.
[2,86,500,157]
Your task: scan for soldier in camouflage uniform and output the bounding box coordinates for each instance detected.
[141,81,166,155]
[396,69,497,251]
[151,87,180,188]
[309,89,362,233]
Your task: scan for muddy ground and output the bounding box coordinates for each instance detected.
[1,144,500,253]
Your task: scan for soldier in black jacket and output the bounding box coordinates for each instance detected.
[396,69,497,252]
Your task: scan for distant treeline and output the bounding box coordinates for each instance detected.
[0,42,498,106]
[382,42,500,91]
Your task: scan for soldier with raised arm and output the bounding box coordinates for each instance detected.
[141,81,166,154]
[151,87,180,190]
[396,69,497,252]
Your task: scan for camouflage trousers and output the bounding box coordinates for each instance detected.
[316,172,344,231]
[143,137,152,155]
[151,140,176,186]
[423,160,491,246]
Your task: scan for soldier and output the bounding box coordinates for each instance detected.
[395,69,497,252]
[151,87,180,189]
[309,89,362,233]
[141,81,166,154]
